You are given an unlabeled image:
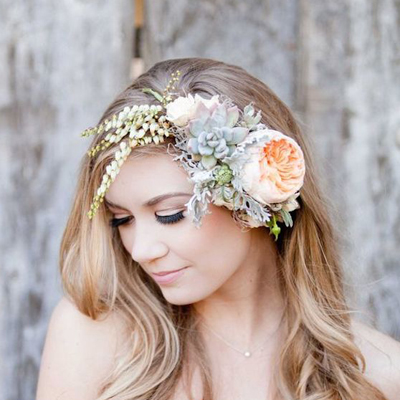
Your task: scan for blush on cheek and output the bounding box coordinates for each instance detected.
[195,205,248,243]
[184,205,252,273]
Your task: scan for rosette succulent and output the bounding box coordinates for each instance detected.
[241,104,262,129]
[186,101,250,170]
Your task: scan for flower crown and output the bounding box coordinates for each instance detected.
[81,71,306,241]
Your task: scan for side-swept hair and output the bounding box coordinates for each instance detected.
[60,57,387,400]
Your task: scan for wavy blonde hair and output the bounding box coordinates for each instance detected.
[60,58,387,400]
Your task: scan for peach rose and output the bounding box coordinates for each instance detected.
[241,129,305,204]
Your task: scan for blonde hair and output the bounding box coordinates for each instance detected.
[60,58,387,400]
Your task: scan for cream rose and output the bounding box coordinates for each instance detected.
[165,94,196,127]
[194,93,220,109]
[241,129,305,204]
[165,94,220,127]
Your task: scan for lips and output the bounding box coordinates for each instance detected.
[151,267,189,285]
[152,267,187,276]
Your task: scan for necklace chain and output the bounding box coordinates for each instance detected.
[199,311,285,358]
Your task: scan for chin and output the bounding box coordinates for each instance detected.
[161,288,206,306]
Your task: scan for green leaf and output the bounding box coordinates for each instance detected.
[280,209,293,227]
[142,88,164,103]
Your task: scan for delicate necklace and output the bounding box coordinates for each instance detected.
[199,311,285,358]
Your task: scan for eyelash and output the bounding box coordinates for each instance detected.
[109,211,185,228]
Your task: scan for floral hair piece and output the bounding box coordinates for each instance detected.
[81,70,306,241]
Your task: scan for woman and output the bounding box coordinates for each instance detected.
[36,58,400,400]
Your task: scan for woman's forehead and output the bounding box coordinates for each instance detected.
[105,154,193,206]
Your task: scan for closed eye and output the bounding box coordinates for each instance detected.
[156,210,185,225]
[110,211,185,228]
[110,216,133,228]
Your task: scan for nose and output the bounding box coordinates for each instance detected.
[130,223,169,265]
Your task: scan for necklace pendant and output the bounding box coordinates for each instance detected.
[244,351,251,357]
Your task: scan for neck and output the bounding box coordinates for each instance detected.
[192,228,286,347]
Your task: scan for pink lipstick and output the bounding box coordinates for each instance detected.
[151,267,188,285]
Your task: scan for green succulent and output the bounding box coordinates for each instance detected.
[187,103,249,170]
[214,163,234,185]
[242,104,262,128]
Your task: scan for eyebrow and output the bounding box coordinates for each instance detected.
[104,192,192,210]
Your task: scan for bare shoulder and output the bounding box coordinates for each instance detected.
[36,296,130,400]
[351,319,400,400]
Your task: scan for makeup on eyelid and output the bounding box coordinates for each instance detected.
[110,209,187,228]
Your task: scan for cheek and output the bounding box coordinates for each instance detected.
[178,206,252,293]
[118,229,134,255]
[192,205,250,251]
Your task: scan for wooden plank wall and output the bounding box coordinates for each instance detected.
[1,0,399,398]
[0,1,134,399]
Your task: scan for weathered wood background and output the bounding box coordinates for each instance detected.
[1,0,399,399]
[0,1,134,399]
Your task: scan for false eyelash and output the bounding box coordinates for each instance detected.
[110,216,132,228]
[156,211,185,225]
[110,211,185,228]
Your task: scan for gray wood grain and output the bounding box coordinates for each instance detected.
[0,0,134,399]
[295,0,400,338]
